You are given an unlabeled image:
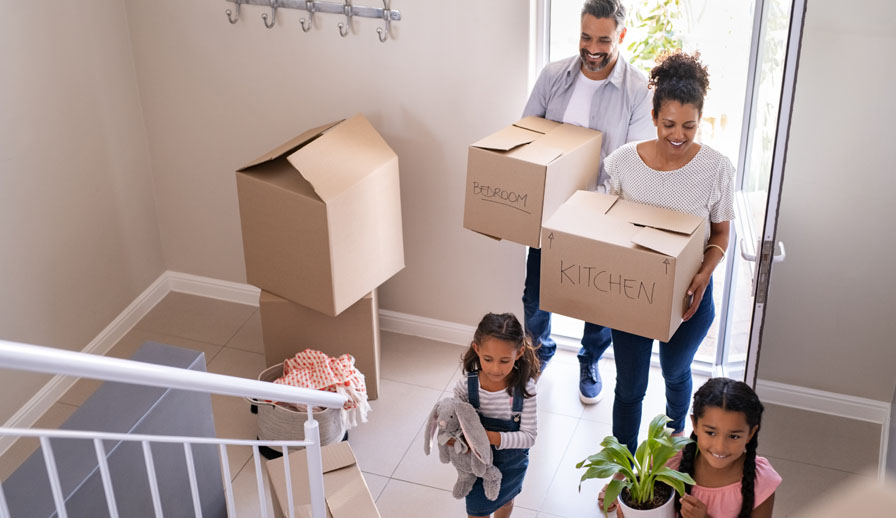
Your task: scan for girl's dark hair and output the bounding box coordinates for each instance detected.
[649,49,710,118]
[677,377,764,518]
[462,313,539,398]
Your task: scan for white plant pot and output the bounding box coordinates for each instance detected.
[616,491,675,518]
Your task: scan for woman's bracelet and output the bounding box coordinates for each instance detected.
[704,244,726,258]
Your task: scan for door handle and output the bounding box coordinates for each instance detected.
[740,239,786,263]
[771,241,786,263]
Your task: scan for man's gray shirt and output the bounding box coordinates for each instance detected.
[522,55,654,185]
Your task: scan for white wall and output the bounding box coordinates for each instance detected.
[123,0,531,327]
[758,0,896,401]
[0,1,164,421]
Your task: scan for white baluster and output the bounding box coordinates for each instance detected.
[219,444,237,517]
[39,436,68,518]
[142,441,164,518]
[93,438,119,518]
[184,442,203,517]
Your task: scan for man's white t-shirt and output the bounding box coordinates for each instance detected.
[562,72,607,127]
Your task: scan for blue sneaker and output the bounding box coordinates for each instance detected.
[579,359,603,404]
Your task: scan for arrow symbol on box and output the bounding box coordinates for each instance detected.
[663,258,670,274]
[548,233,554,249]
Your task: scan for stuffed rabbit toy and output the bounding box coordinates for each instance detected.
[424,397,502,501]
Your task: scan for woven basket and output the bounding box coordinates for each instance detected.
[247,363,346,452]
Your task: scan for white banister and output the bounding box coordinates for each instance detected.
[0,340,346,409]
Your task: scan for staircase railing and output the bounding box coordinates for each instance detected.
[0,339,347,518]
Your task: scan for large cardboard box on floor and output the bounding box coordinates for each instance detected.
[267,441,381,518]
[463,116,602,248]
[259,289,381,400]
[540,190,707,342]
[236,114,404,317]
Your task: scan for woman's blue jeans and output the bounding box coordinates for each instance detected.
[611,279,715,453]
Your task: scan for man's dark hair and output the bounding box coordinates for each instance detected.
[581,0,626,28]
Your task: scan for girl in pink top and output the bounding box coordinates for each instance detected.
[671,377,781,518]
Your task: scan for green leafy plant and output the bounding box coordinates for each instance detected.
[576,414,696,514]
[626,0,686,75]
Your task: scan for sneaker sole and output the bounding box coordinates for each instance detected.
[579,390,603,405]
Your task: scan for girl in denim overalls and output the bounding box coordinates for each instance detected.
[452,313,540,518]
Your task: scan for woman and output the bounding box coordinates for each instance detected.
[602,50,735,453]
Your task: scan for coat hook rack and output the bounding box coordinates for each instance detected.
[224,0,401,42]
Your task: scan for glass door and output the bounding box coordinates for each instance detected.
[727,0,806,386]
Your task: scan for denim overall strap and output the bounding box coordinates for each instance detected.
[510,385,524,425]
[467,371,480,409]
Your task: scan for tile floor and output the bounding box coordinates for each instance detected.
[0,292,884,517]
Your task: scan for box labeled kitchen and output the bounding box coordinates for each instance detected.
[539,190,707,342]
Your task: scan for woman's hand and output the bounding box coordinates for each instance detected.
[682,271,711,321]
[486,430,501,447]
[679,494,707,518]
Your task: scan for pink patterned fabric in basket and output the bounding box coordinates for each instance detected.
[274,349,370,428]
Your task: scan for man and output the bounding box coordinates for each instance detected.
[522,0,654,404]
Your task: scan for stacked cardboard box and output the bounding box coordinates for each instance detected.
[235,114,405,399]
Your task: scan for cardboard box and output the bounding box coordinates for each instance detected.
[463,116,603,248]
[539,190,707,342]
[236,114,404,317]
[260,289,381,400]
[266,441,380,518]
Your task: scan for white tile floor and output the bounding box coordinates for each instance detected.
[0,292,884,517]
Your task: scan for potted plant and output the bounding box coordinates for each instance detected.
[577,415,696,517]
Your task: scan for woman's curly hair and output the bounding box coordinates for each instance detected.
[649,49,710,117]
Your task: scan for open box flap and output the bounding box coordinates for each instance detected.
[286,114,397,202]
[472,124,543,152]
[320,441,359,473]
[631,226,690,256]
[514,116,561,134]
[238,120,343,171]
[609,199,703,235]
[507,142,564,165]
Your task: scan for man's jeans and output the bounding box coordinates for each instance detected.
[611,279,716,453]
[522,247,612,367]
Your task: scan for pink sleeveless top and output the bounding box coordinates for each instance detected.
[668,452,781,517]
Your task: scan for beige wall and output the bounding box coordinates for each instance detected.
[123,1,531,326]
[0,2,164,421]
[757,0,896,401]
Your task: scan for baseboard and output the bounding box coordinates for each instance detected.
[756,378,891,478]
[378,309,474,346]
[165,271,260,306]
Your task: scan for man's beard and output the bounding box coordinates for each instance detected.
[580,48,611,72]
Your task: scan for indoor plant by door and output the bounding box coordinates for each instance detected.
[577,414,695,517]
